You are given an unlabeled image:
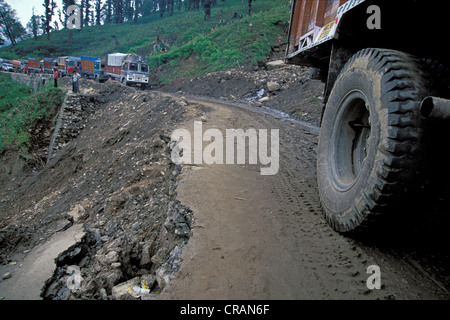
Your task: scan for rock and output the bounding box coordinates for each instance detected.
[112,277,140,300]
[266,60,285,69]
[99,288,108,300]
[106,250,119,264]
[140,242,153,267]
[2,272,12,280]
[259,97,270,103]
[151,247,168,267]
[140,274,157,289]
[267,81,281,92]
[67,204,86,223]
[96,250,119,266]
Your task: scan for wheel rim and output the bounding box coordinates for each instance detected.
[329,90,371,192]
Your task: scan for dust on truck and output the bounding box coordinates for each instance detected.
[286,0,450,233]
[105,53,149,89]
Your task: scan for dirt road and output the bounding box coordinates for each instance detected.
[156,95,449,300]
[1,73,450,300]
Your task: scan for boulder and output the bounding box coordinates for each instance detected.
[267,81,281,92]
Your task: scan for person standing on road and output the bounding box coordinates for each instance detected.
[72,69,81,93]
[53,66,59,88]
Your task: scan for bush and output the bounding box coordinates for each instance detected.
[0,74,65,154]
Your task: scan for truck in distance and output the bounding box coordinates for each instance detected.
[105,53,149,90]
[80,56,108,82]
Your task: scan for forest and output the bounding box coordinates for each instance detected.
[1,0,257,45]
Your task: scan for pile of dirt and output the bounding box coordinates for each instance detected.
[163,62,325,127]
[0,78,209,299]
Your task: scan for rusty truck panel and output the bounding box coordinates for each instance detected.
[286,0,366,63]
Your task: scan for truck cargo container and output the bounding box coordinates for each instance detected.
[27,58,42,73]
[43,58,56,73]
[12,60,22,72]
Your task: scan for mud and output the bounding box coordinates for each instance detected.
[1,60,450,300]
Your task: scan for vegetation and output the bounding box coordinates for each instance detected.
[1,0,290,83]
[0,73,65,155]
[0,0,290,153]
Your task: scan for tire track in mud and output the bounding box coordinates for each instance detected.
[240,102,450,299]
[157,93,450,300]
[230,107,376,299]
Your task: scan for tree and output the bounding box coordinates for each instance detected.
[141,0,156,16]
[167,0,174,16]
[113,0,124,24]
[202,0,212,20]
[84,0,92,27]
[103,0,113,24]
[0,1,26,46]
[248,0,254,15]
[42,0,57,40]
[192,0,200,11]
[95,0,103,25]
[159,0,166,18]
[27,7,41,40]
[134,0,142,23]
[124,0,134,21]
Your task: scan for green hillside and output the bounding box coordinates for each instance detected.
[1,0,290,85]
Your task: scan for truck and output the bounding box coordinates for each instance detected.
[104,53,149,90]
[80,56,108,82]
[65,56,81,75]
[12,59,22,72]
[56,57,68,76]
[43,58,56,74]
[286,0,450,233]
[27,58,42,73]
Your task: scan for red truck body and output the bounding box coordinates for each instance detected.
[287,0,365,63]
[105,65,122,76]
[27,58,42,72]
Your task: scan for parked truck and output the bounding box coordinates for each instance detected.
[66,56,81,75]
[286,0,450,233]
[43,58,56,74]
[27,58,42,73]
[80,56,108,82]
[56,57,67,76]
[12,59,22,72]
[105,53,149,89]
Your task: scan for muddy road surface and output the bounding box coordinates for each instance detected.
[1,66,450,300]
[156,95,450,300]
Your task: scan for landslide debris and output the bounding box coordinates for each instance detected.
[163,61,325,127]
[0,78,209,300]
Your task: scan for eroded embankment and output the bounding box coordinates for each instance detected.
[0,79,209,300]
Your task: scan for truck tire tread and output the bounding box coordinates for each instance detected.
[318,48,436,233]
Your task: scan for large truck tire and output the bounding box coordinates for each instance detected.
[317,48,435,233]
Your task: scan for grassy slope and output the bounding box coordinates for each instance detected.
[0,73,65,154]
[1,0,290,84]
